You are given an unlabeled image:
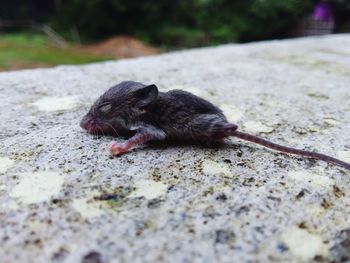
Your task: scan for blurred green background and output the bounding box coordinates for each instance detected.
[1,0,349,71]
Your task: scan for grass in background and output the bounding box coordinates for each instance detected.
[0,33,111,71]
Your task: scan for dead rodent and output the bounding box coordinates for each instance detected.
[80,81,350,170]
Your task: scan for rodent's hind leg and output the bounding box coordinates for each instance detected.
[109,126,166,156]
[186,114,238,142]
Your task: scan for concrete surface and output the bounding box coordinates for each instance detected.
[1,34,350,263]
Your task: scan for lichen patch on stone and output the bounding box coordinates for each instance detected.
[72,198,105,219]
[0,200,19,211]
[337,150,350,163]
[0,157,15,174]
[31,96,80,112]
[10,171,64,204]
[128,179,168,200]
[202,160,231,177]
[323,117,339,127]
[280,226,329,261]
[287,171,334,189]
[307,204,326,219]
[243,121,274,133]
[220,104,244,122]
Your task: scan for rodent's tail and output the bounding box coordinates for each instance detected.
[231,130,350,170]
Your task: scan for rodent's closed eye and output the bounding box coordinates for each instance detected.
[98,103,112,113]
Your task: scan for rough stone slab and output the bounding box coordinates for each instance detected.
[1,34,350,263]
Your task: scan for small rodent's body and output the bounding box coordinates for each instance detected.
[80,81,350,170]
[138,90,229,141]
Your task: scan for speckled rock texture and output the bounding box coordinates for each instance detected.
[1,35,350,263]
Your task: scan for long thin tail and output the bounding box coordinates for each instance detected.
[232,130,350,170]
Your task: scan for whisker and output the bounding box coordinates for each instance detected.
[100,121,120,137]
[96,124,106,137]
[95,123,105,136]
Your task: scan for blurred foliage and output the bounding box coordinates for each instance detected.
[0,33,110,70]
[0,0,54,25]
[51,0,314,47]
[333,0,350,32]
[1,0,350,47]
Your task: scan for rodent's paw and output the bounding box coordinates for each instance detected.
[108,141,128,155]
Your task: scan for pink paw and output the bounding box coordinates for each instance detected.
[108,141,128,156]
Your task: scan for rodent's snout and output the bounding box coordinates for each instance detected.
[80,115,105,135]
[80,115,93,131]
[80,114,123,136]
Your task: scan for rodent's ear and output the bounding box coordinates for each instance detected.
[134,84,158,108]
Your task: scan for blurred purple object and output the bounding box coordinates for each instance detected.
[313,2,333,22]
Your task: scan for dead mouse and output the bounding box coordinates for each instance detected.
[80,81,350,170]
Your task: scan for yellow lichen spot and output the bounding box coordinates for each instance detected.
[32,96,80,112]
[307,204,325,218]
[8,202,19,210]
[28,220,41,229]
[243,121,274,133]
[220,104,244,122]
[72,198,104,219]
[337,150,350,163]
[129,179,168,200]
[0,157,15,174]
[0,200,19,210]
[308,126,319,132]
[281,226,329,261]
[288,171,334,189]
[323,117,339,127]
[202,160,231,177]
[10,172,64,204]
